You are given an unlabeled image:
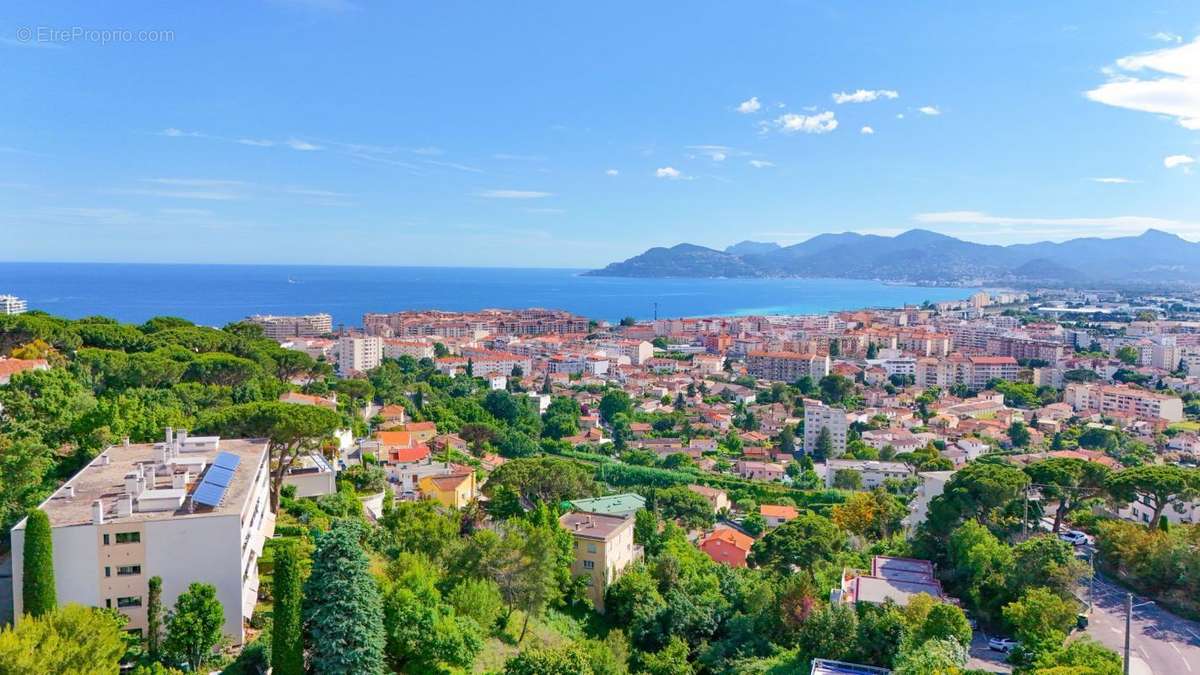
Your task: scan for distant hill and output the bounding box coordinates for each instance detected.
[585,229,1200,286]
[724,241,781,256]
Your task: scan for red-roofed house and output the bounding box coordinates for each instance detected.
[0,358,49,385]
[699,527,755,567]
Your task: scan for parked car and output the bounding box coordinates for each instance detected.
[1059,530,1088,546]
[988,637,1018,653]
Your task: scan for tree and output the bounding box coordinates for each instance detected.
[798,602,857,663]
[741,512,766,537]
[599,390,633,425]
[0,604,127,674]
[1116,345,1139,365]
[1025,457,1111,532]
[484,456,598,504]
[197,401,341,510]
[1033,636,1121,674]
[382,556,483,672]
[1106,464,1198,530]
[0,437,51,547]
[164,582,225,670]
[813,427,835,460]
[21,508,56,617]
[748,511,844,570]
[637,636,691,675]
[819,374,854,405]
[447,577,504,631]
[503,644,594,675]
[779,425,796,454]
[272,541,304,675]
[1002,587,1079,660]
[304,521,386,674]
[147,576,163,662]
[1008,421,1031,448]
[832,468,863,490]
[892,638,967,675]
[832,489,905,539]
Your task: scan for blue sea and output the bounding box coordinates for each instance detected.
[0,263,980,327]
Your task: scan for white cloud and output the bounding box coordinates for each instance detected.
[687,144,730,161]
[478,189,553,199]
[915,210,1189,230]
[832,89,899,104]
[773,111,838,134]
[1086,37,1200,130]
[285,138,322,151]
[1089,177,1135,183]
[736,96,762,114]
[1165,154,1196,169]
[605,169,619,176]
[1152,32,1183,44]
[656,166,683,179]
[896,113,905,119]
[918,105,941,116]
[237,138,275,147]
[142,178,249,188]
[160,128,202,137]
[860,126,875,135]
[748,159,774,168]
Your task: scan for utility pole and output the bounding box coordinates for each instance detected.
[1124,593,1132,675]
[653,302,658,321]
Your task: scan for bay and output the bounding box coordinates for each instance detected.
[0,263,980,327]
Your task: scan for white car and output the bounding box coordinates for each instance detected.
[988,637,1018,653]
[1059,530,1088,546]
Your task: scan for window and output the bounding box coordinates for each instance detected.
[103,534,110,545]
[104,566,111,577]
[117,565,141,576]
[117,596,142,608]
[586,543,597,554]
[115,532,140,544]
[105,599,112,608]
[583,560,595,570]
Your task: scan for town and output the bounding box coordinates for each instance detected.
[2,287,1200,674]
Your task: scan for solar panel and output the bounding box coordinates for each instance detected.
[203,465,235,488]
[193,481,227,507]
[212,451,241,471]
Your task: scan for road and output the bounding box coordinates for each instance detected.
[1083,570,1200,675]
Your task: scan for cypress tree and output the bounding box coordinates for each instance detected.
[147,576,163,660]
[21,508,56,617]
[272,540,305,675]
[303,520,385,674]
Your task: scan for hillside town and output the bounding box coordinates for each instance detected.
[4,288,1200,674]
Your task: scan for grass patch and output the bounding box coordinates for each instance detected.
[1169,421,1200,432]
[473,608,593,672]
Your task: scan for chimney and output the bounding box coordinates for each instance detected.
[178,429,188,445]
[117,494,133,518]
[172,470,189,490]
[99,452,110,466]
[156,442,168,465]
[124,472,139,495]
[165,427,174,447]
[63,485,75,499]
[91,499,105,525]
[122,436,130,449]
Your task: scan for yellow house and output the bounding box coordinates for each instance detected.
[417,465,476,509]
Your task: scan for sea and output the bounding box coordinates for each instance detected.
[0,262,981,327]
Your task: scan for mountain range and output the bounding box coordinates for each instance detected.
[585,229,1200,286]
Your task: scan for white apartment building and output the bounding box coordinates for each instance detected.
[10,429,273,644]
[1063,383,1184,422]
[747,351,831,382]
[803,398,848,456]
[595,340,654,365]
[823,458,914,489]
[382,338,435,360]
[337,335,383,376]
[246,313,332,340]
[0,294,27,315]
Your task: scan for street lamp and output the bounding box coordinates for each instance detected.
[1124,592,1155,675]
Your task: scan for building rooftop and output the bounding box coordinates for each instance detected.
[811,659,891,675]
[28,432,268,529]
[559,511,632,540]
[568,493,646,516]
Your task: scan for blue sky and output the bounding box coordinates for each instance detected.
[2,1,1199,267]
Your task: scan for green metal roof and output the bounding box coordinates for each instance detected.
[568,493,646,516]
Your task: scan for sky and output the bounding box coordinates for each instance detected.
[1,1,1199,267]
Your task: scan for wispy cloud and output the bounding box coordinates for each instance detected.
[1166,154,1195,170]
[687,144,730,161]
[860,126,875,135]
[832,89,898,104]
[493,153,545,161]
[285,138,322,151]
[237,138,275,147]
[917,105,941,116]
[423,159,483,173]
[159,128,204,138]
[478,189,553,199]
[655,166,686,179]
[1089,177,1135,184]
[1086,36,1200,130]
[1151,32,1183,44]
[605,169,620,176]
[771,111,838,134]
[736,96,762,114]
[748,159,774,168]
